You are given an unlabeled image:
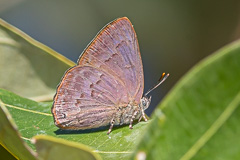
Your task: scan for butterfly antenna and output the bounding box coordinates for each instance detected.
[144,73,170,96]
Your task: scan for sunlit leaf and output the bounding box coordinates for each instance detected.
[33,135,101,160]
[0,99,36,160]
[0,88,148,160]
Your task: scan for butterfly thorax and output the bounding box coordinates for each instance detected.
[117,96,152,125]
[114,102,141,125]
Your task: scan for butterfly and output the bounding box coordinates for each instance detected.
[51,17,169,134]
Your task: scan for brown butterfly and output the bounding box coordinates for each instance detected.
[52,17,169,134]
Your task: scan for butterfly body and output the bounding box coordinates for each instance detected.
[116,103,140,125]
[52,17,166,134]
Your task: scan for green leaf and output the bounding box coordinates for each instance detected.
[0,18,75,101]
[33,135,101,160]
[0,88,148,160]
[0,144,17,160]
[0,99,36,160]
[133,40,240,159]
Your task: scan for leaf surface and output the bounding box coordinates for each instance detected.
[0,18,75,101]
[0,88,148,160]
[133,40,240,160]
[0,99,36,160]
[33,135,101,160]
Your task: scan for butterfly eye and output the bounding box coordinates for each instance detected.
[142,99,146,106]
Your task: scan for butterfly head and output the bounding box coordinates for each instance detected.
[140,96,152,110]
[141,73,169,111]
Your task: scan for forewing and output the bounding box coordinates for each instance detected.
[52,66,128,129]
[78,17,144,104]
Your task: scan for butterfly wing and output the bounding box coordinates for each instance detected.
[78,17,144,104]
[52,66,129,129]
[52,17,144,129]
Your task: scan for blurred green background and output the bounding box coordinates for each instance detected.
[1,0,240,159]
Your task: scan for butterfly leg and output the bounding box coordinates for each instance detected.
[129,110,138,129]
[141,108,148,122]
[107,118,115,134]
[138,115,143,122]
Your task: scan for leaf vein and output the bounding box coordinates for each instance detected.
[4,103,51,116]
[93,150,132,154]
[180,91,240,160]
